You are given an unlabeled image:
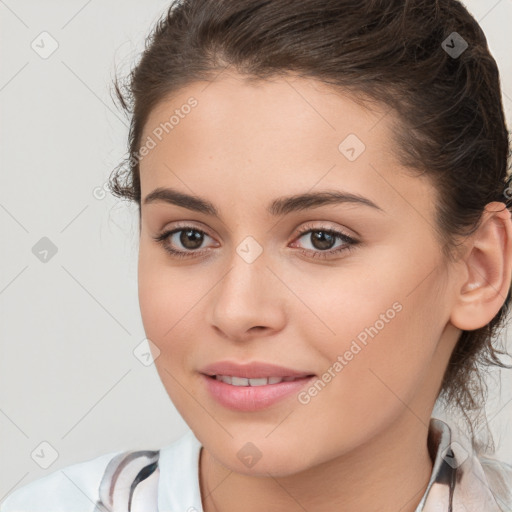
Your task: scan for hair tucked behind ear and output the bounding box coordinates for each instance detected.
[108,0,512,448]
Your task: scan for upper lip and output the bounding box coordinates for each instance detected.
[200,361,315,379]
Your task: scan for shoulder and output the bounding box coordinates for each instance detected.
[0,449,124,512]
[0,431,202,512]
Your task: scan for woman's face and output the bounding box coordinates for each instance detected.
[137,73,461,476]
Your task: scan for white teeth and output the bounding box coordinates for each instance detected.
[248,378,268,386]
[214,375,301,386]
[231,376,249,386]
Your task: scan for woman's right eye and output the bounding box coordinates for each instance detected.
[152,227,215,259]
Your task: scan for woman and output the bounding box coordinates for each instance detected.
[2,0,512,510]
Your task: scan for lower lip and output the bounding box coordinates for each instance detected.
[201,374,315,411]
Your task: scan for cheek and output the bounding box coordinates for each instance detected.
[296,248,449,412]
[138,242,200,340]
[137,246,193,382]
[137,256,195,414]
[137,243,221,411]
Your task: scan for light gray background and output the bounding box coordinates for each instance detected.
[1,0,512,501]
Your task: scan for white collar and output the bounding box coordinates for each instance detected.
[157,429,204,512]
[416,418,506,511]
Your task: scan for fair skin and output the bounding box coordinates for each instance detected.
[137,72,512,512]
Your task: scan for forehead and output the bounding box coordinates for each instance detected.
[141,73,391,157]
[137,73,433,220]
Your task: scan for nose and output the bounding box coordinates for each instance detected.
[207,246,287,342]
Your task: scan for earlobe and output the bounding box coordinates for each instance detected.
[450,202,512,331]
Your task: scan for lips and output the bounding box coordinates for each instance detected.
[201,373,315,411]
[199,361,316,411]
[200,360,314,380]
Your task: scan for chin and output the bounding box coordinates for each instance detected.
[211,440,319,477]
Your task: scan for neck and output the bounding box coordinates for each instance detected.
[199,412,433,512]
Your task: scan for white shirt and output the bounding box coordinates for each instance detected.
[0,431,203,512]
[1,418,511,511]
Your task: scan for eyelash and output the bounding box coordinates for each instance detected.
[152,222,359,260]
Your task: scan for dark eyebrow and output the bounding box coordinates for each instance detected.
[143,187,383,217]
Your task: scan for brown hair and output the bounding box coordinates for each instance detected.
[109,0,512,444]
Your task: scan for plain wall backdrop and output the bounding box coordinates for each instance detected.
[1,0,512,501]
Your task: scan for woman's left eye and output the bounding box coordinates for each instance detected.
[152,223,359,260]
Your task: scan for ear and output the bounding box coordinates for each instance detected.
[450,202,512,331]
